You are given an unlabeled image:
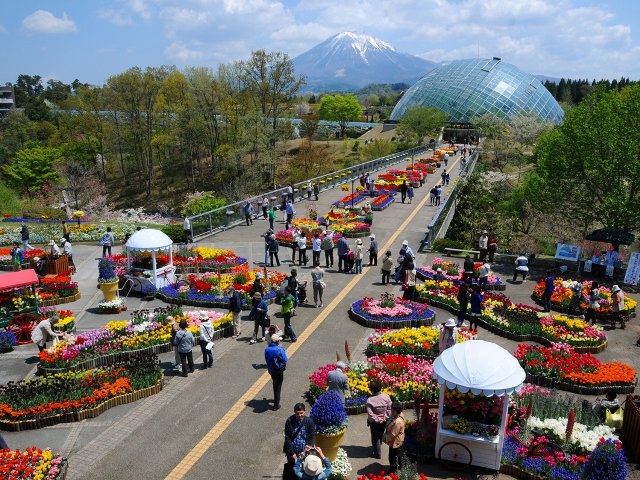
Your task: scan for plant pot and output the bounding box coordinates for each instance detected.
[314,429,346,462]
[99,281,119,302]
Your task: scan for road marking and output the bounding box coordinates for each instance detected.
[164,178,433,480]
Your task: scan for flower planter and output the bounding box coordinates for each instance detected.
[314,429,346,462]
[40,291,81,307]
[622,395,640,462]
[99,281,119,302]
[348,308,436,329]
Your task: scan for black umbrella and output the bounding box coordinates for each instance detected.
[584,228,635,246]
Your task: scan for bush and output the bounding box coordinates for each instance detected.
[160,224,184,243]
[431,238,470,252]
[0,183,22,216]
[21,204,66,220]
[182,192,226,217]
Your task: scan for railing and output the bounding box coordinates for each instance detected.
[420,150,479,252]
[190,146,429,239]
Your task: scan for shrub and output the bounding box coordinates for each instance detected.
[160,224,184,243]
[582,438,626,480]
[182,191,226,217]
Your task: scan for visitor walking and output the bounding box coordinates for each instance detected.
[249,292,268,344]
[311,233,322,267]
[174,320,195,377]
[400,180,408,203]
[366,381,392,459]
[268,206,276,230]
[542,270,555,312]
[269,233,281,267]
[439,318,459,353]
[585,282,600,325]
[310,262,325,308]
[313,183,319,201]
[100,227,115,257]
[368,234,378,266]
[11,242,24,271]
[283,403,316,480]
[469,284,483,330]
[381,251,393,285]
[407,184,414,204]
[354,239,364,274]
[321,231,334,268]
[281,286,297,342]
[478,230,489,261]
[226,286,243,338]
[478,261,490,291]
[243,201,254,226]
[264,334,288,410]
[336,236,349,273]
[183,216,192,244]
[456,281,470,326]
[327,361,349,404]
[20,223,33,251]
[384,403,406,474]
[198,312,214,369]
[262,196,269,219]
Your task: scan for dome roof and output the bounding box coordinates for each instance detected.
[126,228,173,251]
[390,58,564,124]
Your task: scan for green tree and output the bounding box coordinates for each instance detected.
[317,94,362,137]
[4,146,61,197]
[397,105,447,146]
[535,84,640,232]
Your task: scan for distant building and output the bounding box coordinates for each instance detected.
[0,86,16,117]
[390,58,564,125]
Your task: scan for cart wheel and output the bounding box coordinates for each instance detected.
[7,313,40,345]
[438,441,472,470]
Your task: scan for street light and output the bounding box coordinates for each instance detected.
[351,179,355,209]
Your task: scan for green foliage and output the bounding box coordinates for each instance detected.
[0,182,22,215]
[431,238,471,252]
[160,224,185,243]
[318,94,362,136]
[182,192,226,216]
[397,105,447,146]
[4,146,61,197]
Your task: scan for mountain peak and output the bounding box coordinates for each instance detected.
[293,31,436,92]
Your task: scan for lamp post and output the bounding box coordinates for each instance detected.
[351,179,355,209]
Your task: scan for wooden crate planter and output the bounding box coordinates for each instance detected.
[39,292,81,307]
[623,395,640,462]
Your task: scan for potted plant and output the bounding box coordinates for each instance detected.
[142,283,157,301]
[0,331,17,353]
[310,390,348,462]
[98,258,119,302]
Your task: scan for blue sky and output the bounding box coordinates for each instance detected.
[3,0,640,86]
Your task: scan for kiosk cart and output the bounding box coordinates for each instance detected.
[432,340,526,470]
[0,269,42,344]
[124,229,175,294]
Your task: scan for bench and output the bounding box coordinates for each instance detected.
[444,248,480,260]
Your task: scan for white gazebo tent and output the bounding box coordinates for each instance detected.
[432,340,526,470]
[125,229,176,290]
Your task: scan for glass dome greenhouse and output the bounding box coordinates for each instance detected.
[390,58,564,124]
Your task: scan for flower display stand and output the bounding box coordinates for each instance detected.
[99,281,119,302]
[314,429,346,462]
[39,292,81,307]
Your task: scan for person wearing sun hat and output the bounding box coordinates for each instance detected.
[354,238,364,274]
[294,445,332,479]
[611,284,625,327]
[198,312,214,369]
[438,318,459,353]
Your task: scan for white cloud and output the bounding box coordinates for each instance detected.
[22,10,77,34]
[164,41,206,62]
[99,0,152,26]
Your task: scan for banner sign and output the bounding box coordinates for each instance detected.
[555,244,581,262]
[624,252,640,286]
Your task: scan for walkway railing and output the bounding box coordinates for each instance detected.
[190,146,429,239]
[420,150,479,252]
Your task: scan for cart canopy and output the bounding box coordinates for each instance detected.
[0,269,39,291]
[126,229,173,251]
[433,340,526,396]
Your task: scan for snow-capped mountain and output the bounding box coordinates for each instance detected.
[293,32,437,92]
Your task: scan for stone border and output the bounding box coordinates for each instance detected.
[38,326,232,374]
[348,307,436,329]
[40,292,81,307]
[500,464,543,480]
[0,378,163,432]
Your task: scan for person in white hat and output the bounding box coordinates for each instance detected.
[368,234,378,266]
[611,284,625,327]
[438,318,459,353]
[49,239,61,256]
[354,238,364,274]
[294,445,332,479]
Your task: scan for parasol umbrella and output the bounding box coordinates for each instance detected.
[584,229,635,246]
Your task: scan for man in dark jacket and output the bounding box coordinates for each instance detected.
[282,403,316,480]
[336,236,349,272]
[227,286,243,337]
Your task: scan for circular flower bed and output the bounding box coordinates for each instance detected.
[417,257,505,291]
[158,267,286,309]
[349,293,436,328]
[514,342,637,394]
[365,325,476,359]
[531,278,637,316]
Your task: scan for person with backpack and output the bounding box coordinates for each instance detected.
[321,231,334,268]
[226,286,243,338]
[100,227,115,257]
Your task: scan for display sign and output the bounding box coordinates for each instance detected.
[555,244,581,262]
[624,252,640,286]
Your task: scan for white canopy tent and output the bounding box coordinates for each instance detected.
[432,340,526,470]
[125,229,175,289]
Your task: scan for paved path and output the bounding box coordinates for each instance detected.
[2,151,639,480]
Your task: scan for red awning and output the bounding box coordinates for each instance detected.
[0,269,39,291]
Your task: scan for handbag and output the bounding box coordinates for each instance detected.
[205,341,214,351]
[319,280,326,289]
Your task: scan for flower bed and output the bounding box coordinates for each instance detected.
[365,325,476,359]
[514,343,637,394]
[0,248,45,270]
[275,224,342,247]
[349,294,436,329]
[308,355,439,414]
[416,288,608,352]
[417,270,505,291]
[158,267,286,309]
[531,278,637,317]
[37,308,231,371]
[0,353,162,431]
[331,193,366,207]
[0,447,67,479]
[370,193,395,211]
[110,247,247,274]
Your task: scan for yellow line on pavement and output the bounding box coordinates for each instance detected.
[164,178,434,480]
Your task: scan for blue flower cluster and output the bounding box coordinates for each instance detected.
[345,395,368,407]
[0,330,18,348]
[582,439,627,480]
[310,390,348,434]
